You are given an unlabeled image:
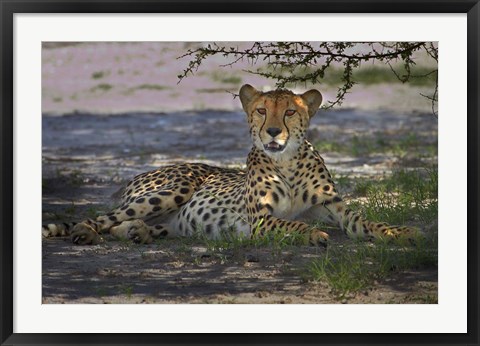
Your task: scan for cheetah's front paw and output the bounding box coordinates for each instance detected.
[70,223,102,245]
[309,228,329,247]
[127,220,152,244]
[388,226,425,245]
[110,220,152,244]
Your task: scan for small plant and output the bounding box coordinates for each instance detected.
[134,84,169,91]
[252,225,307,251]
[90,83,113,92]
[198,221,306,264]
[329,172,351,188]
[86,206,103,219]
[56,169,86,187]
[210,71,242,85]
[91,70,110,79]
[117,237,134,250]
[120,285,134,299]
[64,202,76,216]
[94,286,109,297]
[314,140,346,153]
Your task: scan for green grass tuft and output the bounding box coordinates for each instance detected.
[305,237,437,299]
[91,70,109,79]
[314,133,437,158]
[303,167,438,299]
[210,71,243,85]
[90,83,113,92]
[351,168,438,226]
[134,84,169,91]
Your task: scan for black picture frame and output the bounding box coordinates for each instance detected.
[1,1,478,345]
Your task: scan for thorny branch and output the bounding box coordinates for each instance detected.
[177,42,438,113]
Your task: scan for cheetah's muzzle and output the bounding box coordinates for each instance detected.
[264,141,285,152]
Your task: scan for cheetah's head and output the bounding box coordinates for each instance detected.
[239,84,322,161]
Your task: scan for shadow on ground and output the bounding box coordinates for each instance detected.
[42,109,438,304]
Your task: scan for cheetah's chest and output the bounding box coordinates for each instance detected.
[264,174,307,219]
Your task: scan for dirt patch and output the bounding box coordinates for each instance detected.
[42,236,437,304]
[42,110,438,304]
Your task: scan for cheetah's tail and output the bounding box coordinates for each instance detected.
[42,222,79,238]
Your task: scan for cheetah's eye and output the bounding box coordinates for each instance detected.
[285,109,296,116]
[256,108,266,115]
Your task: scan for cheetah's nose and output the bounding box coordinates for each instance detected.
[266,127,282,138]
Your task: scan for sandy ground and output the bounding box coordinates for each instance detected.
[42,237,437,304]
[42,42,438,304]
[42,110,438,304]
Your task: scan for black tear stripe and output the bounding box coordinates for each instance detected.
[258,114,267,141]
[281,111,290,140]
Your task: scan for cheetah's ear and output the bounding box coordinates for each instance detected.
[239,84,260,112]
[301,89,323,117]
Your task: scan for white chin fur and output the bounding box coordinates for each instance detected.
[253,136,301,162]
[260,141,300,162]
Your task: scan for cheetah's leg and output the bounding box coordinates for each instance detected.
[68,184,195,245]
[248,212,329,247]
[109,220,173,244]
[43,164,217,244]
[247,200,329,247]
[309,195,421,241]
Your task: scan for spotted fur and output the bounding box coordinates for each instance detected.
[43,84,419,246]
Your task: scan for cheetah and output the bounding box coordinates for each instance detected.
[43,84,419,246]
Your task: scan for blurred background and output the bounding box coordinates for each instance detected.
[42,42,437,114]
